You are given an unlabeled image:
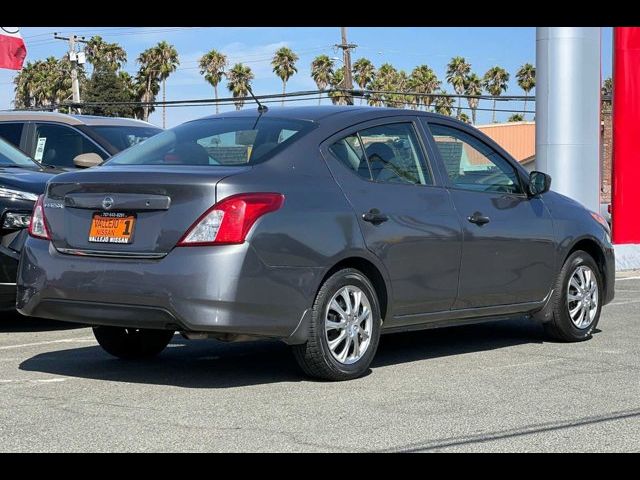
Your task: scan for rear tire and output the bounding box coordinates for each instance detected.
[543,250,602,342]
[293,268,382,381]
[93,326,174,359]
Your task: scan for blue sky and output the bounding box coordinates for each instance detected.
[0,27,613,128]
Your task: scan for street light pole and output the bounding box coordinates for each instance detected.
[335,27,357,105]
[54,33,88,114]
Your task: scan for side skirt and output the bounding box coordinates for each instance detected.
[383,295,551,335]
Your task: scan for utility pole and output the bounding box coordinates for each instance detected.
[54,33,88,114]
[335,27,357,105]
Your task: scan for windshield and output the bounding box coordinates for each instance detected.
[90,125,162,152]
[0,137,38,168]
[106,117,314,167]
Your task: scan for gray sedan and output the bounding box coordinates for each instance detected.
[16,106,615,381]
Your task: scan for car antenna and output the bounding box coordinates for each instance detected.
[246,85,268,113]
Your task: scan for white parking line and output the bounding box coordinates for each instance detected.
[609,299,640,306]
[0,337,94,351]
[0,378,68,384]
[616,276,640,281]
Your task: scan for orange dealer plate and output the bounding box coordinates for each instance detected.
[88,212,136,244]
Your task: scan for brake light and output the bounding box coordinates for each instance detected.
[177,193,285,246]
[28,195,50,240]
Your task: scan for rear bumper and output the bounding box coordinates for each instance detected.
[17,238,322,340]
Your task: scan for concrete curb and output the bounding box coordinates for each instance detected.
[614,244,640,271]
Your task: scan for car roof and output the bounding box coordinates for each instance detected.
[197,105,447,123]
[0,111,161,128]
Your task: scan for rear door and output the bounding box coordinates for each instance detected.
[423,119,556,309]
[321,116,462,317]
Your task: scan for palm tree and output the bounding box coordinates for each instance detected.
[13,61,38,108]
[464,73,482,124]
[508,113,524,122]
[328,68,347,105]
[367,75,384,107]
[199,49,227,114]
[136,48,159,122]
[352,58,375,105]
[310,55,334,105]
[272,47,299,106]
[394,70,410,108]
[483,66,510,123]
[14,56,80,111]
[446,56,471,118]
[376,63,399,107]
[85,35,127,73]
[459,112,471,123]
[152,41,179,128]
[516,63,535,119]
[434,91,454,116]
[409,65,440,111]
[226,63,254,110]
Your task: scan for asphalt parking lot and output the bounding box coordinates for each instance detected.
[1,272,639,452]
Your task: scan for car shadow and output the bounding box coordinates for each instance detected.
[1,311,81,332]
[20,316,545,389]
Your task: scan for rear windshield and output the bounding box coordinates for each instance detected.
[0,137,38,168]
[105,117,314,167]
[90,125,162,152]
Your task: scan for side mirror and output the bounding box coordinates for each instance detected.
[529,171,551,196]
[73,152,103,168]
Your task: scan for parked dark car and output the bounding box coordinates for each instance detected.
[16,106,615,380]
[0,112,162,169]
[0,137,62,309]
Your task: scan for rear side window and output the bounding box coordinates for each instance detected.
[329,122,432,185]
[329,134,371,180]
[107,117,314,167]
[0,123,23,149]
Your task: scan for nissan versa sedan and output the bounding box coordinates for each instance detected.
[0,137,62,309]
[16,106,615,380]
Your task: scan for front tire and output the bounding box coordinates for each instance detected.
[293,268,382,381]
[543,250,603,342]
[93,326,174,359]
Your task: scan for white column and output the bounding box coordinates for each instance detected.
[535,27,601,212]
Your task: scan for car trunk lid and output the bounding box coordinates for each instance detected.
[43,165,249,256]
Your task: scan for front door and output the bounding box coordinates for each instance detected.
[321,118,462,317]
[426,121,556,309]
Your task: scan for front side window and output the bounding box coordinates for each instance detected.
[358,123,431,185]
[429,123,523,194]
[33,123,108,168]
[0,137,37,168]
[107,117,314,167]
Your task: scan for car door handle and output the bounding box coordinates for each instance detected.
[362,209,389,225]
[467,212,491,225]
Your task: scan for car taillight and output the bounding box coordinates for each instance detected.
[177,193,285,246]
[28,195,50,240]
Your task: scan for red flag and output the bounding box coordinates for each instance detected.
[0,27,27,70]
